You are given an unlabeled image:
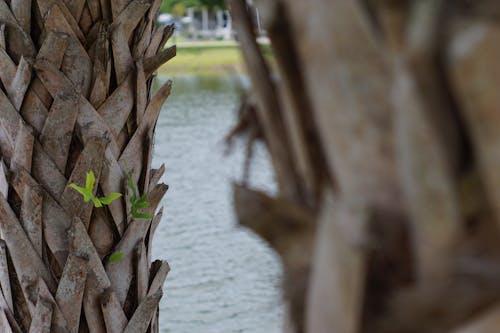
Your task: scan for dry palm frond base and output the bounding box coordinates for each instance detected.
[230,0,500,333]
[0,0,175,332]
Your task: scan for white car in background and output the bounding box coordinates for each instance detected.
[158,13,173,25]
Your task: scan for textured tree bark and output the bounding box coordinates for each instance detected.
[0,0,174,331]
[230,1,500,332]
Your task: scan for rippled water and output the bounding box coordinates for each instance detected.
[150,75,283,333]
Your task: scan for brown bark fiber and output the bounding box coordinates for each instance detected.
[230,1,500,332]
[0,0,174,331]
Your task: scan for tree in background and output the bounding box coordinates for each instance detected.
[171,3,186,18]
[231,1,500,333]
[0,0,175,331]
[161,0,227,13]
[199,0,227,10]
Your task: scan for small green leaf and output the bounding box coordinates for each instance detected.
[99,192,123,205]
[69,170,125,208]
[86,171,95,191]
[124,166,152,220]
[68,183,86,195]
[108,252,124,263]
[135,201,151,209]
[92,197,103,208]
[69,184,93,202]
[132,212,152,219]
[127,172,138,199]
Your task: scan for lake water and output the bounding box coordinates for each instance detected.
[151,74,283,333]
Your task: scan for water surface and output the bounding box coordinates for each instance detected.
[151,74,283,333]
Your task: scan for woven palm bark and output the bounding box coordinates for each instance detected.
[0,0,175,332]
[230,1,500,333]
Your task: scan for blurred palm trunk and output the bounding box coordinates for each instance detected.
[230,1,500,332]
[0,0,175,331]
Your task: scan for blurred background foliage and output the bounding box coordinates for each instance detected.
[161,0,227,14]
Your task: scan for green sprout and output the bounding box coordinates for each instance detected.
[69,171,122,208]
[108,252,124,263]
[69,168,152,264]
[126,171,152,219]
[106,170,153,263]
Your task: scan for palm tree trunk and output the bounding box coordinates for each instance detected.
[0,0,174,331]
[230,1,500,332]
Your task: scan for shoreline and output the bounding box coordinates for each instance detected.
[159,40,272,76]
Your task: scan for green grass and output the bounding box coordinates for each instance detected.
[159,41,274,75]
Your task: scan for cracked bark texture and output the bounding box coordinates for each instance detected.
[0,0,174,331]
[230,1,500,332]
